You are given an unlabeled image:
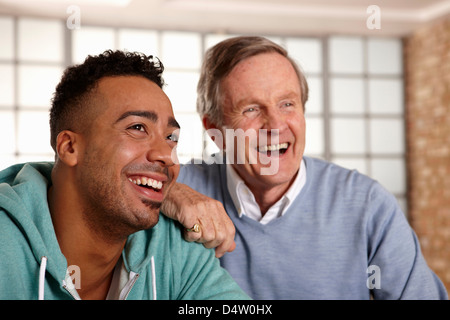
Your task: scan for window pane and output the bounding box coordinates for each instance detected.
[265,36,283,46]
[371,158,405,194]
[204,34,239,51]
[0,64,14,107]
[72,26,115,64]
[175,114,204,162]
[0,155,17,171]
[370,118,404,154]
[332,157,368,175]
[17,153,54,164]
[305,76,323,114]
[368,79,403,114]
[397,197,408,216]
[286,37,322,74]
[17,111,53,154]
[330,77,365,114]
[161,31,201,69]
[0,111,15,154]
[118,29,159,57]
[163,71,199,113]
[304,116,324,156]
[0,17,14,60]
[18,65,63,108]
[367,38,402,75]
[331,118,366,154]
[329,37,364,74]
[18,18,63,63]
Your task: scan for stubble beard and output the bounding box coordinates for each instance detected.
[79,160,161,244]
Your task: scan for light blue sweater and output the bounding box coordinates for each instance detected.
[178,156,448,299]
[0,162,250,300]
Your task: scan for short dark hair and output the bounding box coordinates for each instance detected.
[49,50,165,151]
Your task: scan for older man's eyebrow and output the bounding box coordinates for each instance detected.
[115,110,158,123]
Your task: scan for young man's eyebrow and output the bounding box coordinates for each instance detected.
[115,110,180,129]
[168,117,181,129]
[115,110,158,123]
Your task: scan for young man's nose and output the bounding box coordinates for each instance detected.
[146,137,176,167]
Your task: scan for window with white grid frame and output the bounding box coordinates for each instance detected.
[0,16,65,169]
[327,36,406,213]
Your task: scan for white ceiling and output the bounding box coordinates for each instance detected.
[1,0,449,37]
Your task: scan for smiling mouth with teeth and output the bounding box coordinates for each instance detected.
[128,177,163,191]
[257,142,289,155]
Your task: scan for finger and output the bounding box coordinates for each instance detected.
[177,207,204,241]
[202,226,233,252]
[214,240,236,258]
[186,223,200,233]
[183,227,203,242]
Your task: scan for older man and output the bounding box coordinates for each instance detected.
[165,36,448,300]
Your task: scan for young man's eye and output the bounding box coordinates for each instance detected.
[129,124,145,132]
[167,133,179,143]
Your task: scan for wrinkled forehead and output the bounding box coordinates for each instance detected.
[223,53,301,95]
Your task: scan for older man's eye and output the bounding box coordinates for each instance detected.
[243,107,257,114]
[281,101,295,108]
[242,106,260,119]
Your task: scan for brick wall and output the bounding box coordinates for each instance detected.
[404,17,450,295]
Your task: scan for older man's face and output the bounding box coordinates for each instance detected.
[220,52,306,195]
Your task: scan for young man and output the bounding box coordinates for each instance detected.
[0,50,249,300]
[165,36,448,299]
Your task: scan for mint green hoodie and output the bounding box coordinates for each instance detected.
[0,162,249,300]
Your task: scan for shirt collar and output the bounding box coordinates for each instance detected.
[226,159,306,222]
[226,164,246,217]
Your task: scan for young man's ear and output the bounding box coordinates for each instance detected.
[55,130,79,167]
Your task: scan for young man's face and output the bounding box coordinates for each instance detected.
[219,52,306,195]
[76,75,180,238]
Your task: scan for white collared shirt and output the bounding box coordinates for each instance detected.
[226,159,306,224]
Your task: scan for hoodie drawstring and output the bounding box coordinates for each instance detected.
[151,256,156,300]
[38,256,47,300]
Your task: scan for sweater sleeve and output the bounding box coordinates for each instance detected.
[366,183,448,300]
